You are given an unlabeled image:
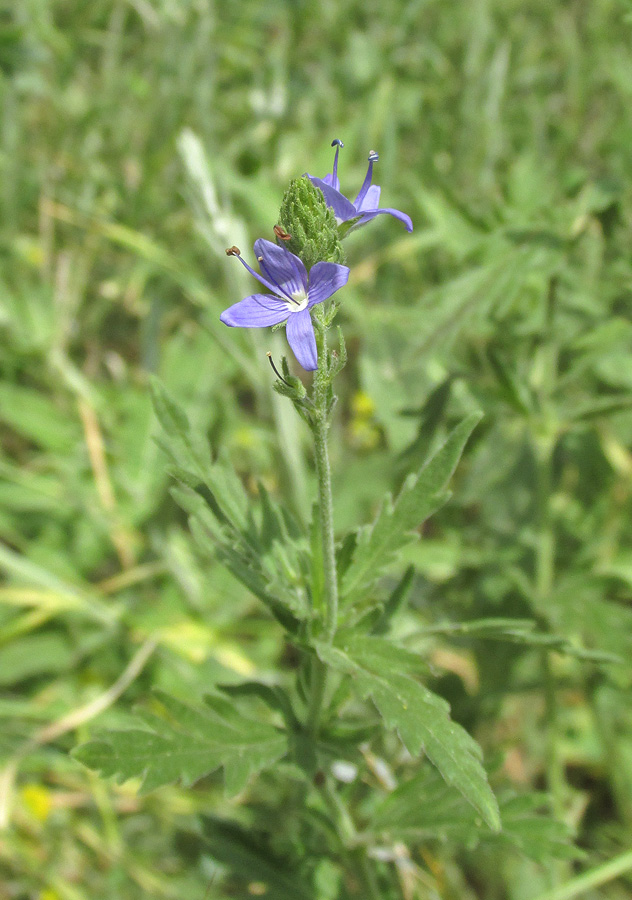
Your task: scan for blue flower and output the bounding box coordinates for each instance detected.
[307,139,413,234]
[221,239,349,371]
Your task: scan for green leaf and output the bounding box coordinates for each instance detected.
[0,632,74,686]
[73,691,287,796]
[153,381,311,627]
[315,636,500,831]
[151,377,249,533]
[371,770,579,861]
[371,565,416,635]
[342,413,482,604]
[420,618,622,663]
[200,815,315,900]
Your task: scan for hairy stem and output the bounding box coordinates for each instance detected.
[306,323,339,736]
[313,333,339,643]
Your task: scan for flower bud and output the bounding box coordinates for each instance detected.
[277,176,346,270]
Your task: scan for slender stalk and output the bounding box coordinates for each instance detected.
[306,322,339,735]
[322,779,382,900]
[313,347,339,643]
[531,848,632,900]
[534,437,565,819]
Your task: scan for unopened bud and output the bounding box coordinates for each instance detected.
[277,176,345,271]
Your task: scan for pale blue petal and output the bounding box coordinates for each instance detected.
[307,262,350,308]
[286,308,317,370]
[220,294,288,328]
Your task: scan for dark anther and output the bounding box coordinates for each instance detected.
[225,246,241,256]
[331,138,344,148]
[273,224,292,241]
[368,150,379,162]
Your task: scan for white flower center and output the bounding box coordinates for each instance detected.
[285,289,309,313]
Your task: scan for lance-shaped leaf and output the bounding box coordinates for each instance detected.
[315,636,500,831]
[73,691,287,796]
[342,413,482,605]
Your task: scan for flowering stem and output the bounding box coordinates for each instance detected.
[312,325,339,643]
[306,322,339,736]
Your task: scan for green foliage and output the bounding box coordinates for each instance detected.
[342,413,482,606]
[316,635,500,831]
[371,770,580,862]
[152,378,311,628]
[3,0,632,897]
[278,176,346,270]
[199,815,316,900]
[74,691,287,795]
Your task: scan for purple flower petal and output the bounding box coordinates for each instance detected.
[322,173,340,191]
[286,308,317,370]
[220,294,289,328]
[355,207,413,233]
[307,262,350,308]
[233,253,289,295]
[253,239,307,298]
[356,184,381,212]
[307,176,357,223]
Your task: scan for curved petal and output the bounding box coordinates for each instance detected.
[307,176,357,223]
[354,206,413,233]
[307,262,350,308]
[356,184,381,212]
[253,239,307,298]
[286,308,317,371]
[220,294,288,328]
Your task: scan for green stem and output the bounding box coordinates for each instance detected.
[313,388,338,642]
[534,436,565,820]
[530,848,632,900]
[306,323,339,735]
[321,779,382,900]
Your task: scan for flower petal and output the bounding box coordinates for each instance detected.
[286,308,317,370]
[307,262,350,308]
[220,294,288,328]
[355,184,381,212]
[322,172,341,191]
[354,206,413,233]
[307,176,357,223]
[253,239,307,298]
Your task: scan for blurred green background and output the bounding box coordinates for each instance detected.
[2,0,632,897]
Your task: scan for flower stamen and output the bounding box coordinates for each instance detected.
[354,150,379,207]
[266,351,291,385]
[273,225,292,241]
[331,138,344,186]
[257,255,299,305]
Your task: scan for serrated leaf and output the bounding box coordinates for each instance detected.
[342,413,482,604]
[315,636,500,830]
[73,691,287,795]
